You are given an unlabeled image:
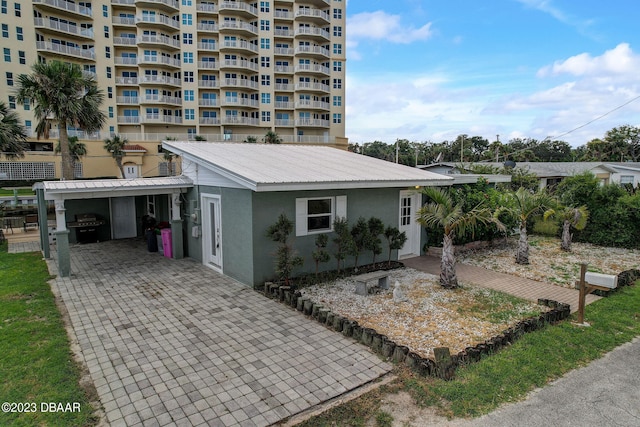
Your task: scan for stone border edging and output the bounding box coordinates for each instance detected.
[256,282,571,380]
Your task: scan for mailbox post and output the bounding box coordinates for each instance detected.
[576,263,618,324]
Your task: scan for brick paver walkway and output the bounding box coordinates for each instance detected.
[45,240,391,426]
[403,255,601,313]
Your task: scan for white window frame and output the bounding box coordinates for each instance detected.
[296,195,346,236]
[620,175,634,185]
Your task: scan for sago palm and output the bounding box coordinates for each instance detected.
[543,205,589,251]
[16,61,106,180]
[418,187,504,289]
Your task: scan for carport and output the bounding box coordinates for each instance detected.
[35,176,193,277]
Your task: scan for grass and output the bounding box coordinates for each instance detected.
[0,241,97,427]
[299,281,640,425]
[0,188,35,197]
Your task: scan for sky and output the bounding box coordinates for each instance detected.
[345,0,640,147]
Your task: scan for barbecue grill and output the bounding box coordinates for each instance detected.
[67,213,106,243]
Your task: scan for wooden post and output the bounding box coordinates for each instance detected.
[578,263,587,324]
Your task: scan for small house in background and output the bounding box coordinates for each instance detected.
[162,142,453,287]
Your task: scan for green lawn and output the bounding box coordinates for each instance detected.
[301,281,640,425]
[0,242,97,426]
[0,189,35,197]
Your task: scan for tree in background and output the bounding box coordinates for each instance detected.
[0,101,28,159]
[263,130,282,144]
[16,61,106,180]
[544,205,589,251]
[55,136,86,178]
[104,135,128,179]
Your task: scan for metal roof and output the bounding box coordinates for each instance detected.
[423,161,619,177]
[163,142,452,191]
[43,176,193,200]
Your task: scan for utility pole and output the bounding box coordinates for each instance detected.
[460,135,465,163]
[496,134,500,162]
[395,139,399,163]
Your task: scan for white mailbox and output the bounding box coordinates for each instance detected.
[585,272,618,289]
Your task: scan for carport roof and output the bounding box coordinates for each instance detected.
[41,176,193,200]
[162,142,453,191]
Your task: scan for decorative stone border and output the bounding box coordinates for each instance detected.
[256,282,571,380]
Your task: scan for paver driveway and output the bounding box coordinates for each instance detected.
[47,239,391,426]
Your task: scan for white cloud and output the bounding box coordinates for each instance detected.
[347,11,433,45]
[515,0,597,38]
[537,43,640,78]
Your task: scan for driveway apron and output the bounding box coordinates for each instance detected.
[47,239,391,426]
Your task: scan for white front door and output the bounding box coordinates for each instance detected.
[398,190,421,258]
[111,196,137,239]
[202,194,222,271]
[124,164,138,178]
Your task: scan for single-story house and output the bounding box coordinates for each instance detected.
[160,142,453,286]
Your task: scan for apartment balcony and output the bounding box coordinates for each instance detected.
[114,56,139,66]
[220,116,259,126]
[116,96,140,105]
[274,83,294,91]
[274,10,293,20]
[113,37,137,46]
[294,8,330,24]
[117,115,141,124]
[138,55,181,68]
[140,94,182,105]
[33,18,95,40]
[298,0,330,7]
[197,61,219,70]
[219,20,257,37]
[220,39,258,54]
[196,23,219,32]
[137,34,181,49]
[274,28,294,38]
[295,118,329,127]
[294,26,330,41]
[274,65,294,74]
[197,42,218,51]
[196,3,218,14]
[220,59,259,72]
[135,0,179,12]
[218,1,257,18]
[111,0,135,6]
[198,79,219,88]
[220,78,259,90]
[33,0,92,18]
[294,45,329,58]
[199,117,221,125]
[198,98,219,107]
[294,82,329,93]
[274,47,294,56]
[275,101,294,109]
[135,14,180,31]
[220,97,259,108]
[139,75,182,86]
[142,114,183,124]
[115,76,139,85]
[275,119,294,127]
[295,100,330,110]
[112,17,136,27]
[36,41,95,60]
[294,63,330,75]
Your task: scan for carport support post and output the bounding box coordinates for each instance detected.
[171,193,184,259]
[54,200,71,277]
[35,184,50,259]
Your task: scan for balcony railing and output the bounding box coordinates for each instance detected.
[138,34,181,48]
[274,47,294,56]
[296,118,330,127]
[139,75,181,85]
[294,8,330,22]
[36,41,95,60]
[294,27,330,39]
[199,117,220,125]
[220,117,260,126]
[220,59,259,71]
[219,21,258,35]
[295,100,330,110]
[198,80,218,88]
[112,17,136,26]
[197,23,219,32]
[111,0,135,5]
[221,78,259,90]
[197,42,217,50]
[113,37,137,45]
[274,83,294,91]
[274,29,294,37]
[33,18,95,39]
[274,10,292,19]
[140,94,182,105]
[139,55,181,67]
[295,82,330,92]
[294,45,330,57]
[114,56,139,65]
[221,97,259,108]
[115,77,139,85]
[295,64,330,74]
[218,1,257,16]
[135,0,179,10]
[196,3,217,13]
[142,114,182,124]
[197,61,218,69]
[221,40,258,53]
[116,96,140,104]
[275,119,294,127]
[275,101,294,109]
[274,65,294,73]
[135,14,180,30]
[117,116,141,124]
[198,98,218,106]
[33,0,92,17]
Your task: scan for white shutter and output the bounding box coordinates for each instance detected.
[295,198,307,236]
[335,195,347,220]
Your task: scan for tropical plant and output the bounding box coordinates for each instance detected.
[332,217,354,272]
[350,217,372,270]
[266,213,303,286]
[383,226,407,268]
[0,101,28,159]
[194,135,206,141]
[366,217,385,264]
[311,233,330,276]
[244,136,258,143]
[543,205,589,251]
[417,187,504,289]
[55,136,86,177]
[496,188,555,264]
[16,61,106,180]
[103,135,128,179]
[263,130,282,144]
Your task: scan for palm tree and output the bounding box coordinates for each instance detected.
[263,130,282,144]
[544,206,589,251]
[16,61,106,180]
[104,135,128,179]
[417,187,504,289]
[0,101,28,159]
[497,188,554,264]
[55,136,87,178]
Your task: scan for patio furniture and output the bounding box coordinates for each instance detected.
[23,214,39,231]
[3,216,22,234]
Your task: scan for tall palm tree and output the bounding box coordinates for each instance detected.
[0,101,28,159]
[497,188,554,264]
[543,206,589,252]
[418,187,504,289]
[104,135,128,179]
[15,61,106,180]
[55,136,87,178]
